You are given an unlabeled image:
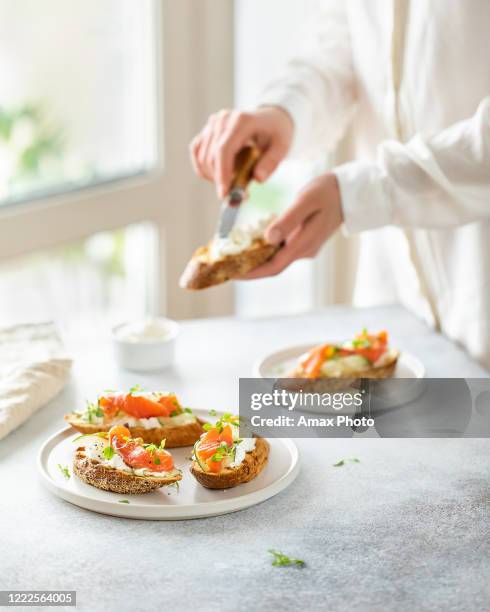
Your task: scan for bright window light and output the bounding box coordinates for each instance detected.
[0,0,156,205]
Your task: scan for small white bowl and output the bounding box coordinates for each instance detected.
[111,318,179,372]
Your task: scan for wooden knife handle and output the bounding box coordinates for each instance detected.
[231,145,262,191]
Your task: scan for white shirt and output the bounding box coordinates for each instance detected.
[260,0,490,370]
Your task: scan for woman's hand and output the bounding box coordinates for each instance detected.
[240,173,343,279]
[190,107,294,198]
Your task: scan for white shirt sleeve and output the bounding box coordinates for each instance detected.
[335,97,490,232]
[259,0,357,159]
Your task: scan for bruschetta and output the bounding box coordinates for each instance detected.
[65,388,204,448]
[190,414,269,489]
[179,216,280,290]
[73,426,182,494]
[289,329,399,381]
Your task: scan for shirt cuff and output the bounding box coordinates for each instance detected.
[258,87,312,158]
[333,161,392,234]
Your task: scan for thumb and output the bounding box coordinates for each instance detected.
[253,141,287,182]
[264,185,319,245]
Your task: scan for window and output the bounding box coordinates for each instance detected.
[0,0,156,205]
[0,224,156,341]
[0,1,236,323]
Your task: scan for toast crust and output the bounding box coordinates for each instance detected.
[73,447,182,494]
[290,356,398,379]
[190,437,269,490]
[284,356,398,392]
[64,415,205,448]
[179,238,280,290]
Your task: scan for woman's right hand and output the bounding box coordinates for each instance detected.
[190,106,294,198]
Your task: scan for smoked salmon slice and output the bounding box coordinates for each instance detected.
[108,425,174,472]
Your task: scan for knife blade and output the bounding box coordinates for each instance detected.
[216,145,261,239]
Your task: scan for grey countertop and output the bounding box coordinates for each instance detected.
[1,305,489,612]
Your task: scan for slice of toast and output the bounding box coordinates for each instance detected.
[73,447,182,494]
[64,414,205,448]
[289,355,398,380]
[283,355,398,393]
[190,437,269,490]
[179,238,279,290]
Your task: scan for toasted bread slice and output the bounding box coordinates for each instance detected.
[64,414,205,448]
[179,238,280,290]
[73,447,182,494]
[289,355,398,380]
[284,355,398,392]
[190,437,269,490]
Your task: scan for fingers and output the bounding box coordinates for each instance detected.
[204,111,231,182]
[190,107,293,198]
[264,184,322,246]
[189,110,232,182]
[215,112,255,197]
[235,173,342,282]
[253,141,286,183]
[238,243,301,280]
[195,122,216,181]
[240,209,325,280]
[189,134,205,179]
[190,110,256,196]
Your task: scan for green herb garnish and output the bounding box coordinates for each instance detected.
[268,549,305,568]
[333,457,360,467]
[84,400,103,423]
[210,446,228,462]
[229,442,238,463]
[184,408,193,414]
[208,409,217,416]
[352,328,371,349]
[212,413,240,434]
[118,499,130,504]
[57,464,70,479]
[129,384,143,395]
[72,432,109,443]
[103,446,115,460]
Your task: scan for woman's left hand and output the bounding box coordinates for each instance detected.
[239,172,343,279]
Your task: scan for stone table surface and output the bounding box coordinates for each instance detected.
[1,305,489,612]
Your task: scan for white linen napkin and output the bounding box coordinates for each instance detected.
[0,322,72,441]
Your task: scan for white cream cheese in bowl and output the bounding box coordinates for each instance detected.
[112,317,179,372]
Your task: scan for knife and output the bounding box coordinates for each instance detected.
[216,144,262,239]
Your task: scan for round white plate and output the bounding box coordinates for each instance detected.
[38,413,299,521]
[254,344,425,380]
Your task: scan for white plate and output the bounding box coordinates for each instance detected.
[38,412,299,521]
[254,344,425,379]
